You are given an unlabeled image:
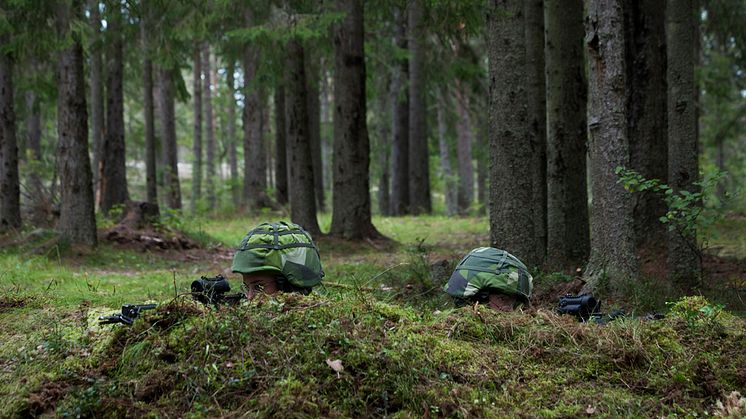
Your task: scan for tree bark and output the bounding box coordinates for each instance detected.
[488,0,539,266]
[583,0,638,290]
[408,0,430,214]
[100,2,129,214]
[0,34,21,230]
[525,0,547,262]
[89,0,104,206]
[666,0,701,283]
[241,8,272,209]
[544,0,590,269]
[226,60,239,208]
[476,111,488,215]
[25,91,42,160]
[437,91,457,216]
[156,67,182,210]
[141,5,157,205]
[454,82,473,215]
[390,7,410,216]
[285,40,320,235]
[56,0,97,246]
[274,85,288,205]
[377,80,391,216]
[306,58,326,212]
[625,0,668,250]
[330,0,382,240]
[203,43,216,211]
[191,43,202,212]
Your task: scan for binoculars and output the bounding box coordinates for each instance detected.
[558,294,601,321]
[191,274,244,305]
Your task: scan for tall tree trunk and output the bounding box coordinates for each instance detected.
[226,61,239,208]
[25,91,42,160]
[330,0,381,240]
[544,0,590,269]
[377,82,391,216]
[100,3,129,213]
[89,0,104,206]
[141,6,157,205]
[390,7,410,215]
[408,0,430,214]
[192,43,202,212]
[56,0,97,246]
[203,43,216,211]
[454,82,473,215]
[157,67,182,210]
[0,34,21,230]
[306,58,325,212]
[437,91,457,216]
[625,0,668,250]
[666,0,700,283]
[525,0,547,262]
[583,0,638,290]
[285,40,320,235]
[488,0,539,266]
[242,51,271,207]
[274,85,288,205]
[476,111,488,215]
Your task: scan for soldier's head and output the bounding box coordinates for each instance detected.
[232,221,324,299]
[444,247,533,312]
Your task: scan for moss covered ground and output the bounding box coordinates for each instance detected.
[1,215,745,417]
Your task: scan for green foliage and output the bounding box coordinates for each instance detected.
[667,296,726,328]
[615,167,727,241]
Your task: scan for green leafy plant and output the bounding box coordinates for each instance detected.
[615,167,726,241]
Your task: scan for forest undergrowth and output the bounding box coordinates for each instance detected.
[0,215,745,416]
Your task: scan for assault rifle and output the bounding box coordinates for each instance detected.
[191,274,246,305]
[99,304,157,325]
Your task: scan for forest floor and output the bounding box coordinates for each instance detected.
[0,214,745,417]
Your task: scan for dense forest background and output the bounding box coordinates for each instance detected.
[3,1,746,416]
[1,0,746,290]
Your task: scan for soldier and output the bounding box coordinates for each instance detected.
[231,221,324,299]
[444,247,533,311]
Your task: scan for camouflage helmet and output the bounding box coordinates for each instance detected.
[444,247,533,303]
[231,221,324,289]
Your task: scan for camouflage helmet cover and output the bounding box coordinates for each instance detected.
[231,221,324,289]
[444,247,533,302]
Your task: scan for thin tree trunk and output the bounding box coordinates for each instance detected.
[285,40,320,235]
[242,16,272,209]
[390,7,409,215]
[141,6,157,205]
[488,0,539,266]
[437,91,457,216]
[226,60,239,208]
[525,0,547,262]
[89,0,104,206]
[275,85,288,205]
[25,91,42,160]
[320,65,333,202]
[377,78,391,216]
[476,110,488,215]
[545,0,590,269]
[100,2,129,213]
[203,43,216,211]
[583,0,638,290]
[56,0,97,246]
[157,67,182,210]
[192,43,202,212]
[306,57,325,212]
[625,0,668,250]
[0,34,21,230]
[408,0,430,214]
[330,0,382,240]
[454,82,473,215]
[666,0,700,283]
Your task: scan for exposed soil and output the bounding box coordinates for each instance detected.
[0,295,33,313]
